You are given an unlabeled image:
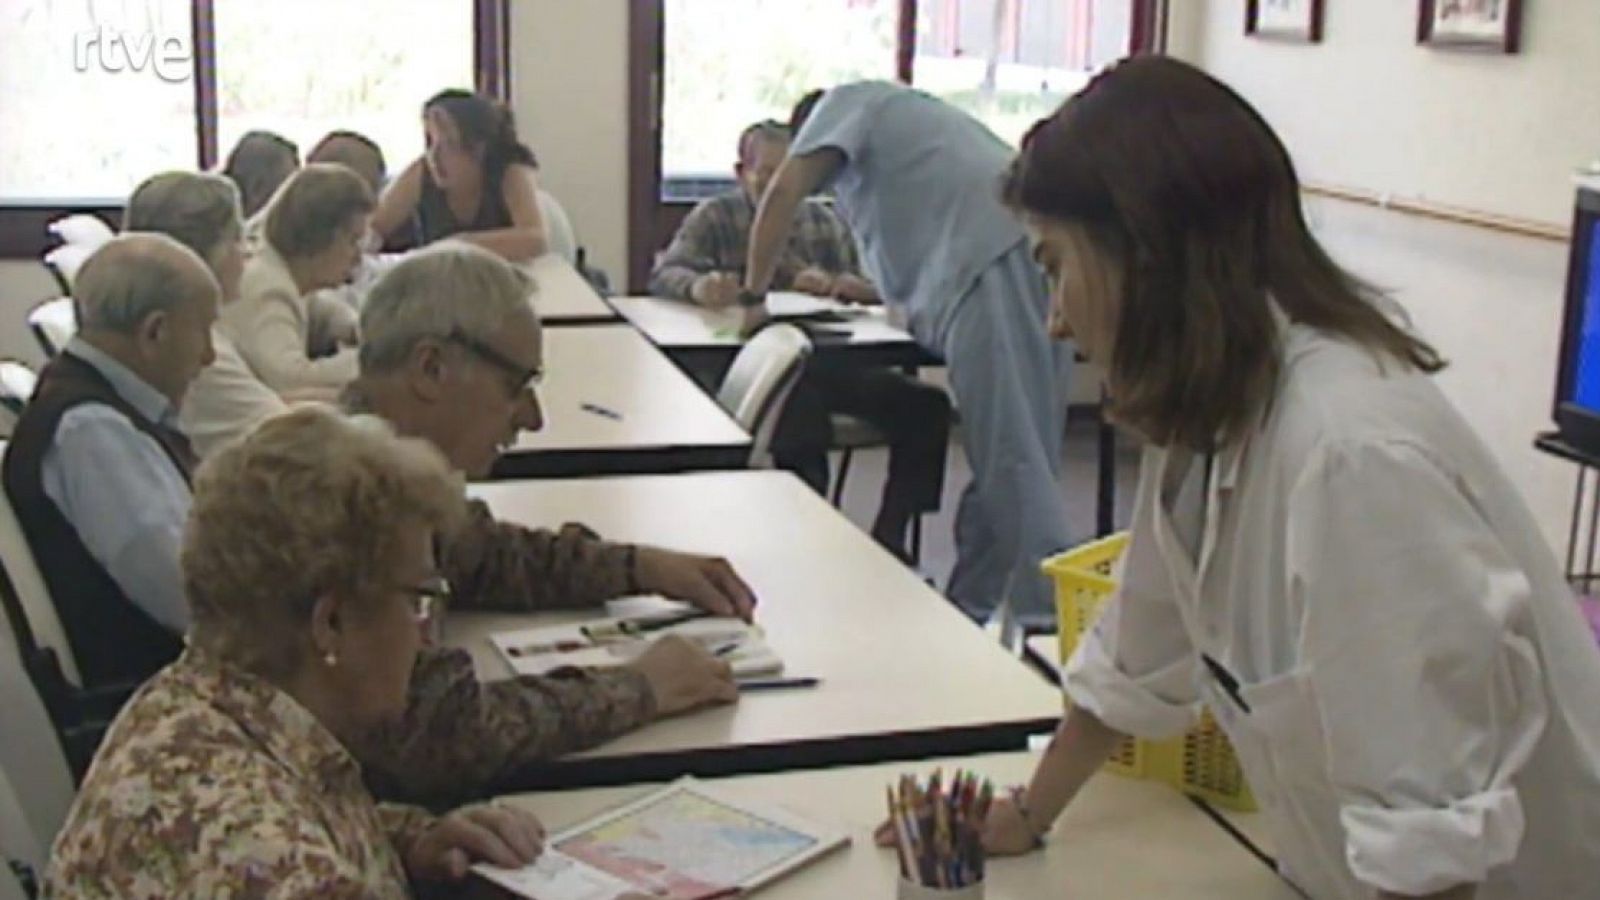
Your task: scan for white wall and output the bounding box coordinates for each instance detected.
[509,0,630,286]
[1172,0,1600,227]
[0,261,58,368]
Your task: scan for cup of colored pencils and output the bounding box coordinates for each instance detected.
[888,769,993,899]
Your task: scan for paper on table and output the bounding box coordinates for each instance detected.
[491,617,784,678]
[475,778,850,900]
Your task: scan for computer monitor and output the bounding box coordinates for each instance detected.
[1553,183,1600,456]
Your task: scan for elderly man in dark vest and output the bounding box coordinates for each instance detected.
[5,233,218,689]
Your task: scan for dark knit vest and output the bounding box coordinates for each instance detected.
[3,351,194,687]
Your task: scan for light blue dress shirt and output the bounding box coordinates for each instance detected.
[40,339,191,632]
[790,80,1028,348]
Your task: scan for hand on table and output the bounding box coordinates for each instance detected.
[691,272,741,308]
[832,273,881,305]
[792,267,836,297]
[634,547,758,621]
[406,801,546,882]
[629,633,740,717]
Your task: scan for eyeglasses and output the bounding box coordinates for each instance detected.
[447,331,544,396]
[398,576,452,623]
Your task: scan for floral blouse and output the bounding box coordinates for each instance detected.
[45,648,436,898]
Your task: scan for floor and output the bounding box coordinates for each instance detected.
[825,196,1578,612]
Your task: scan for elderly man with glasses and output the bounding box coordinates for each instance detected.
[341,240,753,805]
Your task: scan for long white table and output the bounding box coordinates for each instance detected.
[495,752,1297,899]
[611,295,936,369]
[526,254,620,325]
[490,325,751,478]
[447,472,1062,788]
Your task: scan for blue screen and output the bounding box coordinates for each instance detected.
[1571,227,1600,412]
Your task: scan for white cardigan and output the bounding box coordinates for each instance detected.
[221,244,358,394]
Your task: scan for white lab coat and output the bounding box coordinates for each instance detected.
[1064,322,1600,899]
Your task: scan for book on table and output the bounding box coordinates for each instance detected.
[473,777,850,900]
[489,597,783,679]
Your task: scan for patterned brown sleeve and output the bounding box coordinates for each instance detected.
[441,499,634,613]
[359,647,657,807]
[375,802,438,865]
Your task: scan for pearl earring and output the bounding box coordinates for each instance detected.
[324,651,339,668]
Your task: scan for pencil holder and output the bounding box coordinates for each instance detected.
[896,878,984,900]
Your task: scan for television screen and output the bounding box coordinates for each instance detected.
[1569,228,1600,413]
[1553,185,1600,454]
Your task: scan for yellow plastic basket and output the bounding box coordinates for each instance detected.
[1041,533,1257,812]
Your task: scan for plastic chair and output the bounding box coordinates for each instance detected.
[537,189,579,266]
[0,444,79,688]
[0,585,76,880]
[46,214,113,249]
[715,324,812,468]
[26,299,76,360]
[40,245,92,295]
[0,363,36,434]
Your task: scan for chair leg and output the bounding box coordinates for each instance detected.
[909,515,922,565]
[830,448,853,507]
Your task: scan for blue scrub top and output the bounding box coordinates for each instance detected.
[790,80,1028,345]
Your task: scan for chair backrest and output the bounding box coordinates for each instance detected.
[0,589,76,879]
[0,363,37,421]
[716,324,811,467]
[26,299,76,360]
[40,245,94,296]
[0,443,79,687]
[537,189,579,266]
[46,214,113,249]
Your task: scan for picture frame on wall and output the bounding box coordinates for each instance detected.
[1417,0,1522,53]
[1246,0,1325,43]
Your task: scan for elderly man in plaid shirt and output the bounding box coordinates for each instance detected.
[651,121,950,562]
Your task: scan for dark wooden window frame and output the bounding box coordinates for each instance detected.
[0,0,509,259]
[626,0,1167,293]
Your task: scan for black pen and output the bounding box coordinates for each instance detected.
[580,402,623,420]
[737,677,821,692]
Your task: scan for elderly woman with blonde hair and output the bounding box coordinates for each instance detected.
[224,163,373,396]
[45,407,544,896]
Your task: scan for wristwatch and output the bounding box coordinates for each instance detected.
[737,288,766,309]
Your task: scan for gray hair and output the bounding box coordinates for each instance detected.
[359,241,537,374]
[124,171,242,265]
[74,233,216,333]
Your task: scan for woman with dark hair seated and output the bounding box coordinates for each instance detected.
[372,89,547,262]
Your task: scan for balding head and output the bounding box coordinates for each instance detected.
[73,233,220,405]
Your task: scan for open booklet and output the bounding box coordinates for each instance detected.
[490,597,783,679]
[473,778,850,900]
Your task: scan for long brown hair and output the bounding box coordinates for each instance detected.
[1003,57,1442,450]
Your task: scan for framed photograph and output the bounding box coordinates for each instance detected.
[1246,0,1325,42]
[1417,0,1522,53]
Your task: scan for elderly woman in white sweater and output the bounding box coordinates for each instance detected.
[223,163,372,395]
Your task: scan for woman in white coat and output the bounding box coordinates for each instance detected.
[982,57,1600,899]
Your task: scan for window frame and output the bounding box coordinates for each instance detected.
[0,0,509,259]
[626,0,1167,293]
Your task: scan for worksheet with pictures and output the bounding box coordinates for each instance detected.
[475,779,848,900]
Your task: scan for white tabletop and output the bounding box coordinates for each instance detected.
[496,751,1296,900]
[449,472,1062,780]
[494,325,750,477]
[526,254,618,324]
[611,295,932,366]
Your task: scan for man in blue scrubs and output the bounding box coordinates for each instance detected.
[740,81,1073,625]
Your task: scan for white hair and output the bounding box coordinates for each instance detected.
[358,241,537,373]
[75,233,215,333]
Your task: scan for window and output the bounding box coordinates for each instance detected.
[1,0,197,203]
[1,0,500,256]
[214,0,475,175]
[661,0,899,192]
[912,0,1132,148]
